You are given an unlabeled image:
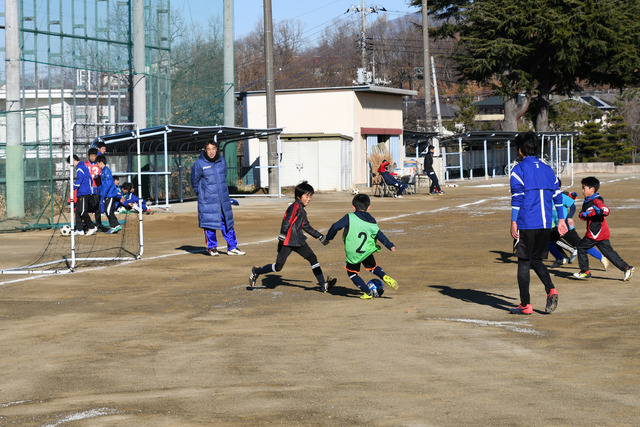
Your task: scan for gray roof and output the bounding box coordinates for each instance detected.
[92,125,283,153]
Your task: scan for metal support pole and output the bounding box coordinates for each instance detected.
[136,127,144,259]
[163,132,170,209]
[483,139,489,179]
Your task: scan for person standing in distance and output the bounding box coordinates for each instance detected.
[510,132,567,315]
[423,145,444,195]
[191,140,245,256]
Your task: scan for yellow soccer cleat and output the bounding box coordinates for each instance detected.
[382,275,398,290]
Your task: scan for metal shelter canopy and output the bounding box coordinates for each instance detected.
[91,125,284,153]
[439,131,578,146]
[436,131,577,184]
[90,125,284,209]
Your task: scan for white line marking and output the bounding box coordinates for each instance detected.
[41,407,118,427]
[443,318,542,335]
[0,400,31,408]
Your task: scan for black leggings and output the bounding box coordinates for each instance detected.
[255,242,324,284]
[517,258,554,306]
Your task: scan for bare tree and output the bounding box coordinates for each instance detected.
[616,89,640,163]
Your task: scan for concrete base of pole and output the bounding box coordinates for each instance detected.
[5,144,25,218]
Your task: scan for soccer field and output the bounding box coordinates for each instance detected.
[1,173,639,425]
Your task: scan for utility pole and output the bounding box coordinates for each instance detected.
[133,0,146,129]
[422,0,432,131]
[346,1,386,79]
[264,0,279,194]
[223,0,237,186]
[5,0,24,218]
[360,0,366,71]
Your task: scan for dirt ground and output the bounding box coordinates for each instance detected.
[1,173,639,426]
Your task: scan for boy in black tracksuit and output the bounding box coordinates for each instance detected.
[249,181,336,291]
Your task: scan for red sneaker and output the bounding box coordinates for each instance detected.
[510,304,533,315]
[545,288,558,314]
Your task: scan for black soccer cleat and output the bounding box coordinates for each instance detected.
[321,277,337,293]
[249,267,259,287]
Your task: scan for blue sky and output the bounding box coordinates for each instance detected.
[173,0,420,41]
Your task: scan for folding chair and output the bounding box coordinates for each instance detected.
[403,173,417,195]
[370,161,392,197]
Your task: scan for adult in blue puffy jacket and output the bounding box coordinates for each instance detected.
[191,141,245,257]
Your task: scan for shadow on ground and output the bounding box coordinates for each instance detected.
[248,274,366,298]
[430,284,516,312]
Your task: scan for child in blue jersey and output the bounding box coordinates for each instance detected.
[113,176,125,212]
[121,182,151,214]
[96,156,122,234]
[67,154,97,236]
[325,193,398,299]
[509,132,567,315]
[249,181,336,291]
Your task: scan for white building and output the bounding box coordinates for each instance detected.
[241,85,417,190]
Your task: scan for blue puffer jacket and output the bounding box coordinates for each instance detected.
[191,151,234,230]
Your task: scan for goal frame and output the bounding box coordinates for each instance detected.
[0,122,143,275]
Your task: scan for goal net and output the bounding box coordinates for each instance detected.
[1,123,143,275]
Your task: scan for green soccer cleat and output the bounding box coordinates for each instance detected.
[573,271,591,280]
[360,292,373,300]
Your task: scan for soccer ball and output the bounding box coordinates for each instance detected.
[60,224,72,236]
[352,187,360,195]
[366,278,385,297]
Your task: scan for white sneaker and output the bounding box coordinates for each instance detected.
[207,248,219,257]
[73,230,85,236]
[623,266,634,282]
[569,249,578,263]
[600,257,609,271]
[395,195,403,198]
[227,248,246,256]
[85,227,98,236]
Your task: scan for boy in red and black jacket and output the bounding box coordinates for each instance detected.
[573,176,634,281]
[249,181,336,292]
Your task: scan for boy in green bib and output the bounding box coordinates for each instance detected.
[325,194,398,299]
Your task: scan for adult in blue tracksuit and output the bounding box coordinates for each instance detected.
[509,132,567,315]
[191,141,245,257]
[68,154,97,235]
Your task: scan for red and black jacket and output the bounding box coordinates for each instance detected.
[579,193,610,241]
[279,199,322,247]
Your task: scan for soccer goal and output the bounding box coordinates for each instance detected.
[0,122,144,275]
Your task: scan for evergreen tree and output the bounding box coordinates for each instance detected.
[413,0,640,130]
[453,86,478,132]
[549,99,601,132]
[604,115,633,164]
[576,122,606,162]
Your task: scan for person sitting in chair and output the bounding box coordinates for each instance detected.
[377,160,408,198]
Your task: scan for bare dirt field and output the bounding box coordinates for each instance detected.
[1,173,639,426]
